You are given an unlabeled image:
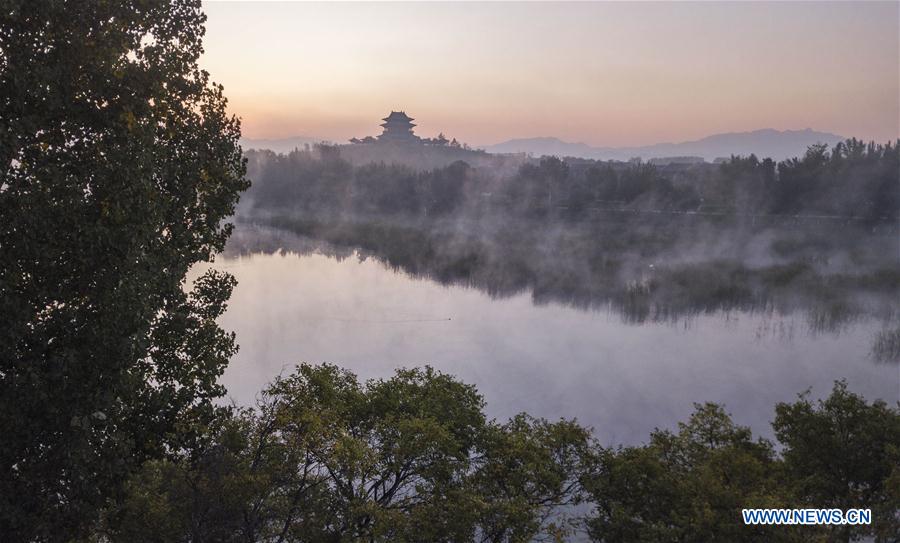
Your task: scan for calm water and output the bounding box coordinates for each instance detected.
[196,249,899,445]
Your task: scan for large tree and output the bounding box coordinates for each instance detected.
[0,1,248,539]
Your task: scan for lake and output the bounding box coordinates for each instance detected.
[195,232,899,445]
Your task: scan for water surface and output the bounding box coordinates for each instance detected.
[199,249,899,445]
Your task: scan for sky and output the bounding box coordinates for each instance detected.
[201,1,900,147]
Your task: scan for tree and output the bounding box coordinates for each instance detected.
[270,364,487,541]
[538,156,569,209]
[584,384,900,543]
[105,404,326,543]
[353,162,422,215]
[110,364,486,542]
[583,403,790,542]
[471,414,591,542]
[772,143,830,214]
[425,160,471,216]
[0,1,248,538]
[502,157,570,217]
[774,380,900,542]
[107,364,594,542]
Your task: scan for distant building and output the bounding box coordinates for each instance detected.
[349,111,463,148]
[377,111,420,143]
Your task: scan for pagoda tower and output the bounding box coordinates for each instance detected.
[378,111,419,142]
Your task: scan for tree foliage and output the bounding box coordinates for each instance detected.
[583,404,788,542]
[584,382,900,542]
[0,1,248,538]
[104,373,900,542]
[245,139,898,223]
[106,364,591,542]
[774,381,900,541]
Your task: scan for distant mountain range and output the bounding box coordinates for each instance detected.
[483,129,845,162]
[241,129,846,163]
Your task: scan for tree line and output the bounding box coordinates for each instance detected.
[244,139,899,223]
[99,367,900,542]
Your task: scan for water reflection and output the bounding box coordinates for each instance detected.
[192,226,899,445]
[225,222,899,345]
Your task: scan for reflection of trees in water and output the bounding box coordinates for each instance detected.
[754,314,797,343]
[226,218,899,362]
[872,327,900,363]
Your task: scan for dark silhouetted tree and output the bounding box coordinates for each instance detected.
[0,1,248,538]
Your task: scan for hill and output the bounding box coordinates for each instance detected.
[485,129,845,162]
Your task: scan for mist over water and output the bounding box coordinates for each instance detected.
[199,138,900,447]
[192,226,898,445]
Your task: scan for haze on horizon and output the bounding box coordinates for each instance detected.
[201,1,899,147]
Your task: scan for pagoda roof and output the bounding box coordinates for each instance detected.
[382,111,414,122]
[381,121,416,128]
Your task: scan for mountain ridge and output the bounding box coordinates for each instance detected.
[484,128,846,162]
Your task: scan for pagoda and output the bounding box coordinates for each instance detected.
[378,111,420,143]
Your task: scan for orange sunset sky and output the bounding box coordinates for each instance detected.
[200,1,900,147]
